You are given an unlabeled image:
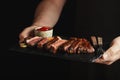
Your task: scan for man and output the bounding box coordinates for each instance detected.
[19,0,120,65]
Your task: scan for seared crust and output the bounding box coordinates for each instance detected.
[67,39,82,54]
[26,36,43,46]
[49,39,67,54]
[77,38,95,54]
[37,37,53,48]
[44,36,62,50]
[23,36,95,54]
[60,39,76,52]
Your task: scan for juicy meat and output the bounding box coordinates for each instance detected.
[49,39,67,54]
[67,39,82,54]
[37,37,53,48]
[25,35,95,54]
[26,36,42,46]
[77,38,95,54]
[44,36,62,50]
[60,39,76,52]
[59,37,77,52]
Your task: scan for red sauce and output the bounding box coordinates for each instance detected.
[37,26,52,31]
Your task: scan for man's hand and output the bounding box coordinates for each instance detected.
[19,26,37,43]
[95,36,120,65]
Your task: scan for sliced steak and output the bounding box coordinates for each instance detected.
[67,39,82,54]
[26,36,43,46]
[44,36,62,50]
[37,37,53,48]
[49,39,67,54]
[77,38,95,54]
[60,38,76,52]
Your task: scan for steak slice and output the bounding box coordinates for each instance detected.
[26,36,43,46]
[37,37,53,48]
[44,36,62,50]
[77,38,95,54]
[67,39,82,54]
[60,39,76,52]
[49,39,67,54]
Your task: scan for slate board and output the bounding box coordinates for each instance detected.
[9,42,109,63]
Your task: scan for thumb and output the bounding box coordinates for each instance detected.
[19,32,28,43]
[19,27,33,42]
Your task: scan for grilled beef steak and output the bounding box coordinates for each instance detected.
[22,36,95,54]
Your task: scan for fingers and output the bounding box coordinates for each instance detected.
[19,33,28,43]
[19,26,35,43]
[94,46,120,65]
[19,28,29,42]
[95,56,113,65]
[94,37,120,65]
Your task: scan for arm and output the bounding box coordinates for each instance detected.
[32,0,66,27]
[19,0,66,42]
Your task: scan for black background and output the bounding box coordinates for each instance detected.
[1,0,120,79]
